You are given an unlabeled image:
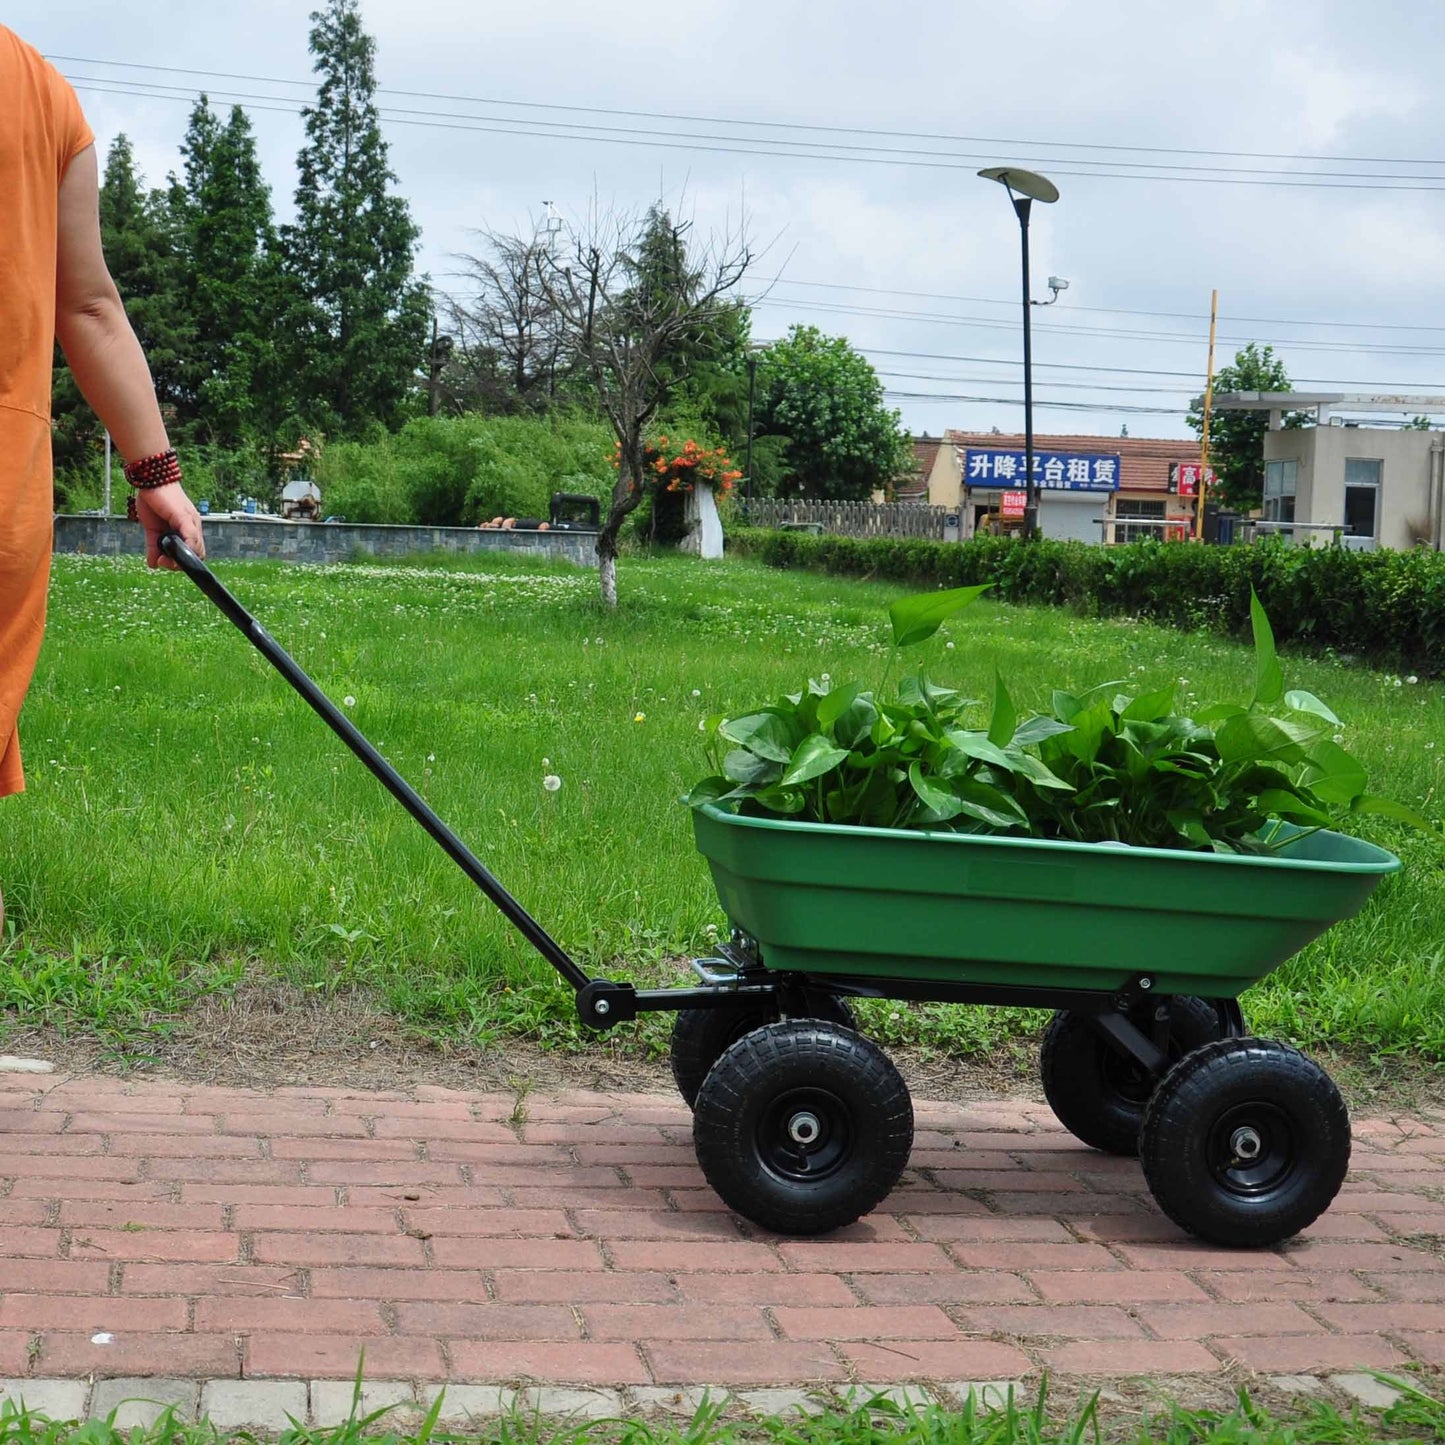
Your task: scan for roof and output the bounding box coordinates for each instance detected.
[1214,391,1445,411]
[945,430,1201,493]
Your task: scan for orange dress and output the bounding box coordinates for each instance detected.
[0,28,93,797]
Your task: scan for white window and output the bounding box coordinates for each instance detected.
[1114,498,1166,544]
[1263,460,1297,530]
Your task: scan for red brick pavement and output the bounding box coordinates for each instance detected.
[1,1074,1444,1387]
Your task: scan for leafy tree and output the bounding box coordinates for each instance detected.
[538,205,750,605]
[446,228,572,413]
[283,0,430,433]
[1188,342,1308,511]
[755,326,911,499]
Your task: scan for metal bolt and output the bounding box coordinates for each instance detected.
[594,999,610,1016]
[788,1111,822,1146]
[1139,977,1153,990]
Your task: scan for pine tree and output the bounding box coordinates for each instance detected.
[51,134,189,485]
[179,99,287,448]
[283,0,429,433]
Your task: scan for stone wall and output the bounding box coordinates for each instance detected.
[52,515,598,567]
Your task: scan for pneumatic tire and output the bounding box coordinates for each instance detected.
[692,1020,912,1235]
[1040,994,1224,1156]
[1138,1036,1351,1247]
[670,994,856,1109]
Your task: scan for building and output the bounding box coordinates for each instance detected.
[1213,392,1445,551]
[925,431,1204,544]
[900,435,941,502]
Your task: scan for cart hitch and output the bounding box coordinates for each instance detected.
[576,980,638,1031]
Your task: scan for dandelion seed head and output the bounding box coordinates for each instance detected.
[543,774,562,792]
[343,695,356,708]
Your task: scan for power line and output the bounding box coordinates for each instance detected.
[60,73,1445,193]
[882,390,1183,416]
[876,369,1194,395]
[756,295,1445,359]
[770,278,1445,336]
[51,53,1445,171]
[857,346,1445,391]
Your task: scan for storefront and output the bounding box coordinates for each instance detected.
[927,431,1205,544]
[960,447,1118,543]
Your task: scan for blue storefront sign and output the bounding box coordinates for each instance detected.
[964,450,1121,492]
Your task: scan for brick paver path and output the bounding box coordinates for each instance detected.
[1,1072,1443,1397]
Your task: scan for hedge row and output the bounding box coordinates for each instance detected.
[728,528,1445,675]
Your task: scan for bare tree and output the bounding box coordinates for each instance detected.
[444,229,569,413]
[538,204,751,606]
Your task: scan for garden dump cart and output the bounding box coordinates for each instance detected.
[161,533,1401,1249]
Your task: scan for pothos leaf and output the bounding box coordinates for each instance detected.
[1250,587,1284,708]
[988,671,1017,749]
[719,711,795,763]
[888,585,991,648]
[782,735,851,787]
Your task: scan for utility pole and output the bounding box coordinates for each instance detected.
[744,352,758,515]
[428,315,441,417]
[1195,289,1219,541]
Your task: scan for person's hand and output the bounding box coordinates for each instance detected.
[135,482,206,570]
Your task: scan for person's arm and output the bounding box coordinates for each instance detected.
[54,144,204,568]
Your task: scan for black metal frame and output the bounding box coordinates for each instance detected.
[159,532,1232,1082]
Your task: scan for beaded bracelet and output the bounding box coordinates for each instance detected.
[123,448,182,489]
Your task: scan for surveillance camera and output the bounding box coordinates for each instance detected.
[1048,276,1070,292]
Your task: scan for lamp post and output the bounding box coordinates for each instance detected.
[977,167,1059,540]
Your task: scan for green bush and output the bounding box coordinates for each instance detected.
[729,528,1445,675]
[314,413,615,527]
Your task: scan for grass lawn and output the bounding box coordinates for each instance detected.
[1,1379,1443,1445]
[1,549,1442,1064]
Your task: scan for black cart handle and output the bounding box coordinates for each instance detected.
[157,531,592,993]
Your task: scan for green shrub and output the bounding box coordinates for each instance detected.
[729,528,1445,675]
[314,413,616,527]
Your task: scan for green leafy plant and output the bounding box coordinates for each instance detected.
[686,585,1431,854]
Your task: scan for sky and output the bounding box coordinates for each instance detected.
[14,0,1445,442]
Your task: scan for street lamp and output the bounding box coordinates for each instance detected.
[977,166,1060,540]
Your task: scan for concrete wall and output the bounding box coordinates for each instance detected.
[1265,427,1445,550]
[53,515,598,567]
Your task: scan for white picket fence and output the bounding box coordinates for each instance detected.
[743,499,949,540]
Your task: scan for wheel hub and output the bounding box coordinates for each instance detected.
[1230,1126,1263,1162]
[788,1111,822,1145]
[1209,1102,1296,1197]
[757,1088,851,1183]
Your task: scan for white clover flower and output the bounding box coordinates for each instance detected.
[945,641,955,650]
[698,718,707,730]
[542,757,551,768]
[543,774,562,792]
[691,688,701,698]
[344,695,356,708]
[427,753,436,762]
[1333,733,1345,744]
[1408,675,1420,685]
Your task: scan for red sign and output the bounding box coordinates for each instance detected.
[1176,463,1216,497]
[1001,490,1028,518]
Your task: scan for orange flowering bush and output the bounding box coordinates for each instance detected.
[612,436,743,495]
